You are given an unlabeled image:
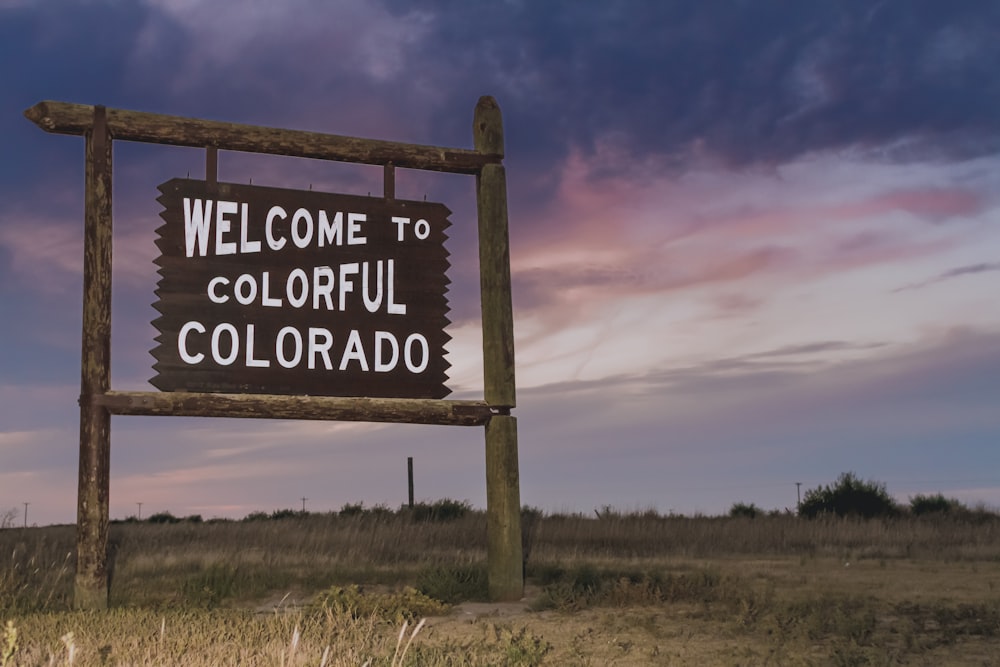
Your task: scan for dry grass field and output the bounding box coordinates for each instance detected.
[3,506,1000,665]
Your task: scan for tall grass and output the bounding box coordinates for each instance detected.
[3,507,1000,664]
[2,507,998,612]
[0,528,74,612]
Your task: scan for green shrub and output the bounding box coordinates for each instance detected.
[339,502,366,517]
[408,499,471,522]
[313,584,448,621]
[416,564,488,603]
[146,511,180,524]
[799,472,898,519]
[910,493,964,516]
[729,502,762,518]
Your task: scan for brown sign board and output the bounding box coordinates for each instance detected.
[151,179,452,398]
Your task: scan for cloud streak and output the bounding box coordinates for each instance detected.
[893,261,1000,292]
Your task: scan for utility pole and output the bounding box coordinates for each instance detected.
[796,482,802,514]
[23,502,29,528]
[136,502,143,520]
[407,457,414,509]
[301,497,308,513]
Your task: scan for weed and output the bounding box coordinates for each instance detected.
[416,564,488,603]
[1,621,17,667]
[483,624,551,667]
[313,585,448,621]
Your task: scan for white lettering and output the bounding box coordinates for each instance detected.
[244,324,270,367]
[404,333,429,373]
[266,206,287,251]
[261,271,282,307]
[276,326,302,368]
[286,268,309,308]
[215,200,238,256]
[313,266,335,310]
[183,198,212,257]
[414,218,430,240]
[347,212,367,245]
[207,277,229,304]
[239,202,261,253]
[374,331,399,372]
[387,259,406,315]
[339,329,369,371]
[338,263,359,310]
[391,215,409,242]
[308,328,334,370]
[318,211,343,246]
[362,260,383,313]
[234,274,257,305]
[291,209,313,249]
[178,321,206,363]
[211,323,239,366]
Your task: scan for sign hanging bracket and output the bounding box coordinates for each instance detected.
[383,161,395,200]
[205,145,218,193]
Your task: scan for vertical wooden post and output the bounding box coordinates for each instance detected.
[474,96,523,601]
[76,105,113,610]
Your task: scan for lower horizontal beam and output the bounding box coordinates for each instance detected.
[94,391,498,426]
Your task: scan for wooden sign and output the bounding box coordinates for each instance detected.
[151,179,452,398]
[27,97,522,609]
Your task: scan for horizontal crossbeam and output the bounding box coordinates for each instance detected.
[25,100,499,173]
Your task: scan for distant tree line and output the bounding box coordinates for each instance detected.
[730,472,996,520]
[81,475,996,527]
[110,498,474,525]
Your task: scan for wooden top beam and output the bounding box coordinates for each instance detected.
[25,100,500,174]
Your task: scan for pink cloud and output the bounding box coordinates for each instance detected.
[512,152,962,315]
[0,211,160,295]
[0,215,81,294]
[844,187,985,222]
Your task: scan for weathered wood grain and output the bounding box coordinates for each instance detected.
[485,415,523,601]
[473,97,523,601]
[25,100,499,174]
[96,391,497,426]
[474,96,517,408]
[76,106,112,611]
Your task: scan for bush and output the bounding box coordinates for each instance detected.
[416,564,488,603]
[799,472,898,519]
[146,511,181,524]
[407,499,471,522]
[339,502,366,517]
[729,502,762,519]
[910,494,964,516]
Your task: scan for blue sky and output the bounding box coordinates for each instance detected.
[2,0,999,525]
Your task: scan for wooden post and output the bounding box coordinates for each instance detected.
[76,106,113,610]
[484,414,522,599]
[474,96,523,601]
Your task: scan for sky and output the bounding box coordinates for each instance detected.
[1,0,999,526]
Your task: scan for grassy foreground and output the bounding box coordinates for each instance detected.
[3,507,1000,665]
